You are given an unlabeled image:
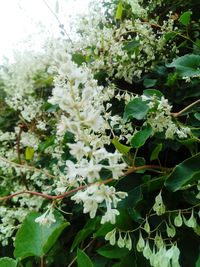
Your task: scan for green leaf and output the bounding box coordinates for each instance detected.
[97,245,129,259]
[123,40,140,52]
[164,31,177,41]
[179,11,192,26]
[143,89,163,99]
[38,136,55,152]
[143,79,157,88]
[165,153,200,192]
[95,223,114,238]
[112,138,131,155]
[0,258,17,267]
[167,54,200,77]
[77,249,94,267]
[115,2,123,20]
[131,125,152,148]
[118,186,143,209]
[194,113,200,121]
[71,217,100,251]
[72,53,86,66]
[150,144,163,161]
[25,147,34,160]
[14,212,70,260]
[123,97,149,121]
[195,253,200,267]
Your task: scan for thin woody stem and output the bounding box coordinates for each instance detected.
[16,125,23,163]
[0,156,56,179]
[42,0,73,44]
[171,99,200,118]
[0,165,171,202]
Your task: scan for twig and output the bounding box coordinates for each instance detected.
[16,125,23,163]
[42,0,73,43]
[0,165,171,202]
[0,156,56,179]
[171,99,200,117]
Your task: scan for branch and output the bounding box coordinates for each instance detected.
[16,125,23,163]
[42,0,73,44]
[171,99,200,118]
[0,156,56,179]
[0,164,171,202]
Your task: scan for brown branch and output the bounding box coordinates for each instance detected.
[171,99,200,118]
[0,178,114,202]
[16,125,23,163]
[0,164,171,202]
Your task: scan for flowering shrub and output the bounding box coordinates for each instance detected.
[0,0,200,266]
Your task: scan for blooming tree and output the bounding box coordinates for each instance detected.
[0,0,200,266]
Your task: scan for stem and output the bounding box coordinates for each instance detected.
[171,99,200,117]
[0,156,56,179]
[0,165,171,202]
[42,0,73,44]
[40,255,44,267]
[67,239,95,267]
[16,125,23,163]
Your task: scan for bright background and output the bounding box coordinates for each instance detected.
[0,0,91,62]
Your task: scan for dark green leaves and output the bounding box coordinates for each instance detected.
[124,97,149,121]
[167,54,200,77]
[77,249,94,267]
[131,125,152,148]
[165,153,200,192]
[0,258,17,267]
[179,11,192,26]
[14,212,69,260]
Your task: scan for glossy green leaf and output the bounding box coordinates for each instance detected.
[14,212,69,260]
[124,97,149,121]
[25,147,34,160]
[0,258,17,267]
[165,153,200,192]
[97,245,129,259]
[150,144,163,161]
[115,2,123,20]
[77,249,94,267]
[112,138,131,155]
[167,54,200,77]
[179,11,192,26]
[131,125,152,148]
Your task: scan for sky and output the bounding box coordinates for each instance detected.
[0,0,91,62]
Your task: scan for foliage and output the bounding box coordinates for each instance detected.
[0,0,200,266]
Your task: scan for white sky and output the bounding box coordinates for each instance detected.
[0,0,91,62]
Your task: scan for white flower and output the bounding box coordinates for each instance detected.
[68,141,91,161]
[101,208,120,224]
[35,209,56,227]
